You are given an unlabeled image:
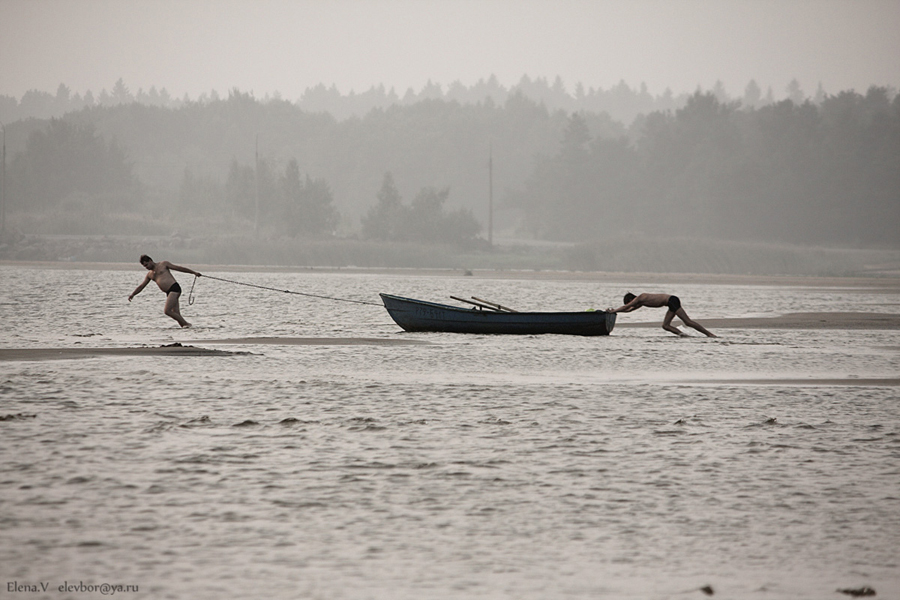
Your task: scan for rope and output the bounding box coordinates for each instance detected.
[188,275,198,306]
[191,274,382,306]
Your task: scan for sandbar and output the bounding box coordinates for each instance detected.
[0,338,428,361]
[681,377,900,386]
[0,345,244,361]
[186,337,429,346]
[618,312,900,330]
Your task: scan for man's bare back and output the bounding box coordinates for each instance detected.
[616,293,672,310]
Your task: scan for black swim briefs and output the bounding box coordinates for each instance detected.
[666,295,681,312]
[165,282,182,295]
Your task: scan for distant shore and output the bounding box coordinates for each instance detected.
[2,229,899,278]
[3,259,900,290]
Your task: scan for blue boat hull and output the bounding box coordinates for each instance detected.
[380,294,616,336]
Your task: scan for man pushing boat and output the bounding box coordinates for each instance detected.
[129,255,201,327]
[609,292,716,338]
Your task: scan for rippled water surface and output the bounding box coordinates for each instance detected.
[1,265,899,599]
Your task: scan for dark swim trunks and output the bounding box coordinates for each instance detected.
[666,295,681,312]
[164,282,182,295]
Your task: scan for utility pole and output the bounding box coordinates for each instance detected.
[488,142,493,247]
[1,121,6,234]
[254,134,260,238]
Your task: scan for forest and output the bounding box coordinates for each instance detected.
[0,81,897,270]
[515,88,899,247]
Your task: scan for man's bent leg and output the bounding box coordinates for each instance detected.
[676,308,716,338]
[662,310,687,337]
[164,292,191,327]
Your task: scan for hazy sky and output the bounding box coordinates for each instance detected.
[2,0,898,101]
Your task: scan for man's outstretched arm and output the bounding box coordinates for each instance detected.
[610,299,642,313]
[129,274,152,301]
[167,263,202,277]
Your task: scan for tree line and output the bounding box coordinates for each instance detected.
[3,86,898,248]
[2,76,842,127]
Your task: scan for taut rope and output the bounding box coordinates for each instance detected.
[187,274,382,307]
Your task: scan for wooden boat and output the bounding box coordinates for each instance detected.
[380,293,616,336]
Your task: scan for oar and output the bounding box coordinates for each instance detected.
[450,296,503,311]
[471,296,518,312]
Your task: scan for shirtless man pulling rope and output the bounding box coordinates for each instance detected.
[129,255,201,327]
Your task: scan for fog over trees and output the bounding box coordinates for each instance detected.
[0,77,897,271]
[514,89,899,247]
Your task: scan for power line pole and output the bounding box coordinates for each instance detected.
[488,142,493,247]
[254,134,260,238]
[1,121,6,234]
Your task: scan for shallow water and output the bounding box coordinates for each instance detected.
[1,265,899,599]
